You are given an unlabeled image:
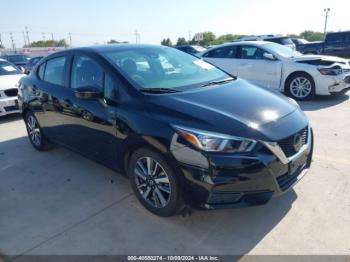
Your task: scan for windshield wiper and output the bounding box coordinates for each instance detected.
[140,87,181,93]
[201,77,235,87]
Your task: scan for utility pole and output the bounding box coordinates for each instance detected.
[42,32,46,41]
[51,33,54,46]
[68,32,72,47]
[9,32,16,52]
[134,29,140,44]
[25,26,30,47]
[323,8,331,40]
[22,31,27,47]
[0,33,4,48]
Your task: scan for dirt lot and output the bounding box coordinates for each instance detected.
[0,91,350,256]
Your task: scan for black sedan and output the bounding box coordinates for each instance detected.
[18,44,313,216]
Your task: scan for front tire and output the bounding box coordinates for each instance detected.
[128,148,183,217]
[286,73,315,100]
[24,111,54,151]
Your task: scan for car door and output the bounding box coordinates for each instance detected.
[235,45,282,90]
[202,45,239,76]
[57,53,121,169]
[30,56,69,139]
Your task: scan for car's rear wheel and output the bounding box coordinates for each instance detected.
[128,148,183,217]
[286,73,315,100]
[24,111,54,151]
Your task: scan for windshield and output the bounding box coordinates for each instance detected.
[101,46,229,90]
[263,43,301,58]
[7,55,30,63]
[0,61,22,75]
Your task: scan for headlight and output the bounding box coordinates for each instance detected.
[173,125,256,153]
[318,67,342,75]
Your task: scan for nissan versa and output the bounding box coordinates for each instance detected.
[18,44,313,217]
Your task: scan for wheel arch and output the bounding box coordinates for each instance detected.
[120,134,179,177]
[283,71,315,92]
[21,104,32,119]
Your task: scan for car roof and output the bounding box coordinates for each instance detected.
[72,44,163,52]
[201,41,271,54]
[48,44,169,58]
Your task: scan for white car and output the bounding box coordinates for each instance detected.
[201,41,350,100]
[0,59,25,116]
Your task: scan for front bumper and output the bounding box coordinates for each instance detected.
[0,96,20,116]
[314,72,350,95]
[171,126,313,209]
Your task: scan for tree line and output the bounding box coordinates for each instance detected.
[161,30,325,47]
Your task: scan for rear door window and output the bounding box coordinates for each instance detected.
[204,46,237,58]
[237,46,265,59]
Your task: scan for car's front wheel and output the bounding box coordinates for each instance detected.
[24,111,54,151]
[286,73,315,100]
[128,148,183,217]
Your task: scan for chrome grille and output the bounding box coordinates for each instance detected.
[277,127,308,157]
[4,88,18,97]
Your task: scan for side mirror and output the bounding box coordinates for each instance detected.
[74,86,103,100]
[263,53,276,61]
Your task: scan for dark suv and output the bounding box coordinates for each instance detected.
[18,44,313,216]
[297,31,350,57]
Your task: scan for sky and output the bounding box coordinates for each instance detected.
[1,0,349,48]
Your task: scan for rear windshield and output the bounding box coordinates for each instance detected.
[0,61,22,75]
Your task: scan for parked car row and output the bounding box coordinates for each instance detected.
[0,55,44,117]
[0,59,25,116]
[200,41,350,100]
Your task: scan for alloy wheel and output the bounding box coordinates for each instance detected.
[27,115,41,146]
[289,77,312,99]
[134,157,171,208]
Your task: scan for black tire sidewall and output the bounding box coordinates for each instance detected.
[24,111,49,151]
[286,73,315,100]
[128,148,181,217]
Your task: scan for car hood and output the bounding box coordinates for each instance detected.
[144,79,307,141]
[0,74,24,91]
[293,54,348,64]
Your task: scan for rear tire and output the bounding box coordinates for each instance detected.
[24,111,54,151]
[286,73,315,100]
[128,147,183,217]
